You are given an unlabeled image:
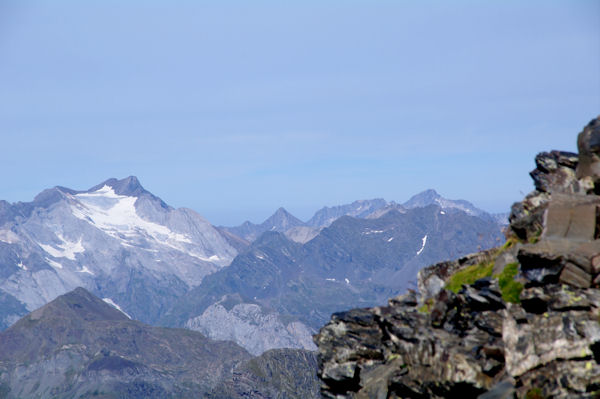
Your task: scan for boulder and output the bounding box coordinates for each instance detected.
[541,194,600,242]
[530,151,579,194]
[576,117,600,188]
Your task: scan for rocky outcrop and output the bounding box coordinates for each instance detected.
[315,116,600,398]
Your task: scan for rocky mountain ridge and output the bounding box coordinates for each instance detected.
[222,191,506,244]
[166,204,504,355]
[315,116,600,398]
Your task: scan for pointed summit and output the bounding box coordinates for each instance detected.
[403,189,489,218]
[22,287,129,326]
[263,207,304,231]
[402,189,442,208]
[88,176,147,197]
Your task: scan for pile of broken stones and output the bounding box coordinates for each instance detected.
[315,117,600,399]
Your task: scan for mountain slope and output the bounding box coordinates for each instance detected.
[403,188,487,216]
[0,176,238,328]
[0,287,321,399]
[0,287,251,398]
[166,204,504,354]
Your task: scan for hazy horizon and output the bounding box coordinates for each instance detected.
[1,1,599,225]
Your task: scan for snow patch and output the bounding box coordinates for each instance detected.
[17,261,27,271]
[196,254,221,262]
[416,234,428,256]
[45,258,63,269]
[440,211,446,215]
[326,278,336,282]
[76,266,94,275]
[345,278,350,284]
[39,235,84,261]
[387,237,394,242]
[0,230,19,244]
[102,298,131,319]
[362,229,384,235]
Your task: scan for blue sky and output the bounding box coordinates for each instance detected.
[1,1,599,225]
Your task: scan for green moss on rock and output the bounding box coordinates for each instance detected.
[496,262,523,303]
[445,262,494,293]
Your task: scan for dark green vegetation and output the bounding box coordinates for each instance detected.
[0,288,318,399]
[497,262,523,303]
[445,261,494,293]
[445,238,523,304]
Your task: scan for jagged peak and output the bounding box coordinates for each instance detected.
[403,189,442,207]
[87,176,147,197]
[263,207,303,226]
[271,207,294,218]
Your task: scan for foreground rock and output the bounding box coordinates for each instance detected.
[315,116,600,398]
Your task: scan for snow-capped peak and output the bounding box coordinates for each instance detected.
[70,185,193,250]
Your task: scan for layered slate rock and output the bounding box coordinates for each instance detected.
[315,116,600,399]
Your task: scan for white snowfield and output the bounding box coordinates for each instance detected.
[416,234,428,255]
[71,185,193,249]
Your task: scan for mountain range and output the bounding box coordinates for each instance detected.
[221,189,507,244]
[0,177,505,356]
[166,204,504,354]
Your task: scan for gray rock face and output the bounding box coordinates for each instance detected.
[213,348,321,399]
[0,177,238,327]
[315,116,600,399]
[184,297,316,356]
